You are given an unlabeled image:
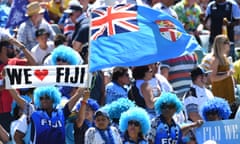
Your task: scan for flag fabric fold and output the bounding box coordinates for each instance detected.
[89,4,200,72]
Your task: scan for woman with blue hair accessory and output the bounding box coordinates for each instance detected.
[9,86,84,144]
[147,92,184,144]
[119,107,150,144]
[106,98,136,128]
[201,97,232,121]
[51,45,83,65]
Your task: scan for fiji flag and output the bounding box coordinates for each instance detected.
[89,4,200,72]
[5,0,28,28]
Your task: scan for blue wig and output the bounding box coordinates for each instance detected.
[107,98,135,120]
[200,97,232,121]
[34,86,61,109]
[51,45,82,65]
[76,98,100,112]
[119,107,150,135]
[155,92,183,115]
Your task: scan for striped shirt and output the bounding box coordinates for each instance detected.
[161,54,197,98]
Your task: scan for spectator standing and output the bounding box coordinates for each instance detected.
[201,97,232,121]
[17,1,56,51]
[174,0,203,45]
[131,65,158,119]
[73,90,99,144]
[8,86,83,144]
[209,35,235,104]
[183,66,214,122]
[105,67,130,104]
[152,0,198,99]
[119,107,150,144]
[31,28,55,65]
[204,0,240,59]
[0,39,36,133]
[84,109,122,144]
[147,92,184,144]
[63,0,83,47]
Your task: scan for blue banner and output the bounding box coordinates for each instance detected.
[89,4,200,72]
[195,119,240,144]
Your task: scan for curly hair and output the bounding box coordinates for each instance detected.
[132,65,149,80]
[34,86,61,109]
[119,107,150,135]
[155,92,183,115]
[107,98,135,120]
[200,97,232,121]
[51,45,82,65]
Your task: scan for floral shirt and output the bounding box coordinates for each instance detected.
[174,1,202,32]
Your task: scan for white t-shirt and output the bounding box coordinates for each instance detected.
[31,41,55,65]
[183,84,214,120]
[10,114,28,144]
[84,126,122,144]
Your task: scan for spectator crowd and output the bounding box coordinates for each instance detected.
[1,0,240,144]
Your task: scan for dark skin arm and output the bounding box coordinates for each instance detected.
[9,38,37,65]
[75,91,90,128]
[14,130,25,144]
[0,124,9,143]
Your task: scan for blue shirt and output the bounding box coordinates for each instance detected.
[105,81,128,104]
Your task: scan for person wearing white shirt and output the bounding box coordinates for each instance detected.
[31,28,55,65]
[183,66,214,122]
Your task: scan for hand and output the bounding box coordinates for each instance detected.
[194,120,204,128]
[82,90,90,102]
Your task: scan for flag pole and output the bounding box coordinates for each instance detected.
[87,8,94,92]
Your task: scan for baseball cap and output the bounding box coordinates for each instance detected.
[35,28,49,37]
[191,66,212,78]
[94,110,109,119]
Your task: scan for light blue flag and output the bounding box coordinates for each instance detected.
[89,4,200,72]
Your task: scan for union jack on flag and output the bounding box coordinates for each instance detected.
[91,4,139,40]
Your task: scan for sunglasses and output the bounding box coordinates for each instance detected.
[56,57,67,63]
[148,69,153,73]
[40,95,51,101]
[128,120,140,127]
[161,104,176,110]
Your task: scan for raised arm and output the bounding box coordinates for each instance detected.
[9,38,37,65]
[67,87,84,112]
[75,91,90,128]
[8,89,26,110]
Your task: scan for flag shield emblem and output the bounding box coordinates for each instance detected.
[156,20,182,42]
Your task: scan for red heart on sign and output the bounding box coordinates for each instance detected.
[34,69,48,81]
